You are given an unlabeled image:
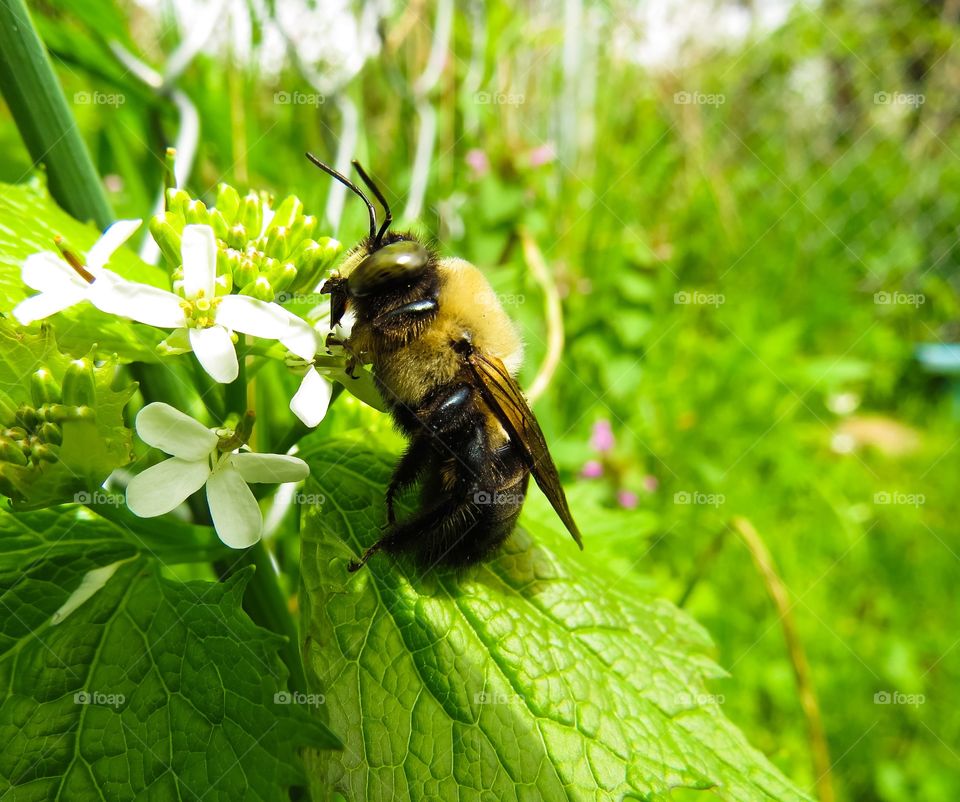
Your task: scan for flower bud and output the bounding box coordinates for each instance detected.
[185,199,212,227]
[215,183,241,224]
[209,209,230,241]
[240,193,263,238]
[3,427,27,441]
[214,272,233,295]
[240,276,275,302]
[30,443,59,463]
[266,262,298,295]
[31,369,61,407]
[165,188,191,220]
[41,404,96,424]
[265,195,303,234]
[0,465,22,499]
[288,214,318,246]
[37,421,63,446]
[0,436,28,466]
[16,404,39,430]
[150,215,184,266]
[61,358,97,407]
[232,255,258,288]
[227,223,247,250]
[265,226,290,260]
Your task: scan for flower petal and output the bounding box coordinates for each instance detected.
[230,452,310,484]
[86,219,142,271]
[135,402,219,459]
[290,368,333,427]
[189,325,238,383]
[215,295,292,341]
[206,464,262,548]
[181,224,217,299]
[158,327,192,355]
[90,274,185,328]
[21,251,86,293]
[12,285,88,325]
[126,457,211,517]
[279,315,320,360]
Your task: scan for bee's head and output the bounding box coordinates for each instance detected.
[308,154,431,324]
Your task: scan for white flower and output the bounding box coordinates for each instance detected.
[12,220,142,325]
[126,402,309,548]
[283,311,385,427]
[94,224,313,383]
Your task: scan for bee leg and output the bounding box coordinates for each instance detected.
[348,541,384,572]
[386,436,434,524]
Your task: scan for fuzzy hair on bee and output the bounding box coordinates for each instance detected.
[307,153,583,571]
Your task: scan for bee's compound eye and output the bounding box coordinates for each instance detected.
[349,241,430,297]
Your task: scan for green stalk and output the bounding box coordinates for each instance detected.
[0,0,113,228]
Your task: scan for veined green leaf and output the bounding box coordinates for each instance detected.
[0,506,340,800]
[299,438,810,802]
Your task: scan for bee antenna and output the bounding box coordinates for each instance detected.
[305,152,377,241]
[351,160,393,246]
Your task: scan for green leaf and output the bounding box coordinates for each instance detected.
[299,438,810,802]
[0,506,340,800]
[0,178,168,362]
[0,320,135,509]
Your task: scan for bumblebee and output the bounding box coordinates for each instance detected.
[307,153,582,570]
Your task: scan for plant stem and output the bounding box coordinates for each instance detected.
[0,0,113,228]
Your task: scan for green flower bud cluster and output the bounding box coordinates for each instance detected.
[150,183,343,304]
[0,360,97,493]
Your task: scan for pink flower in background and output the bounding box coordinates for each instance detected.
[465,148,489,178]
[590,420,615,453]
[581,460,603,479]
[642,474,659,492]
[617,489,639,509]
[528,142,556,167]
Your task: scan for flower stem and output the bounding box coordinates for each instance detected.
[0,0,113,228]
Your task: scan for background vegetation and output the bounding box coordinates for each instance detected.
[2,1,958,800]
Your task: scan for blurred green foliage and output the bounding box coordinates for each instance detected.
[3,0,958,800]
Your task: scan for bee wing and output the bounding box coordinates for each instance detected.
[467,351,583,548]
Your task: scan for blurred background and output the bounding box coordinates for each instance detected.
[3,1,958,800]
